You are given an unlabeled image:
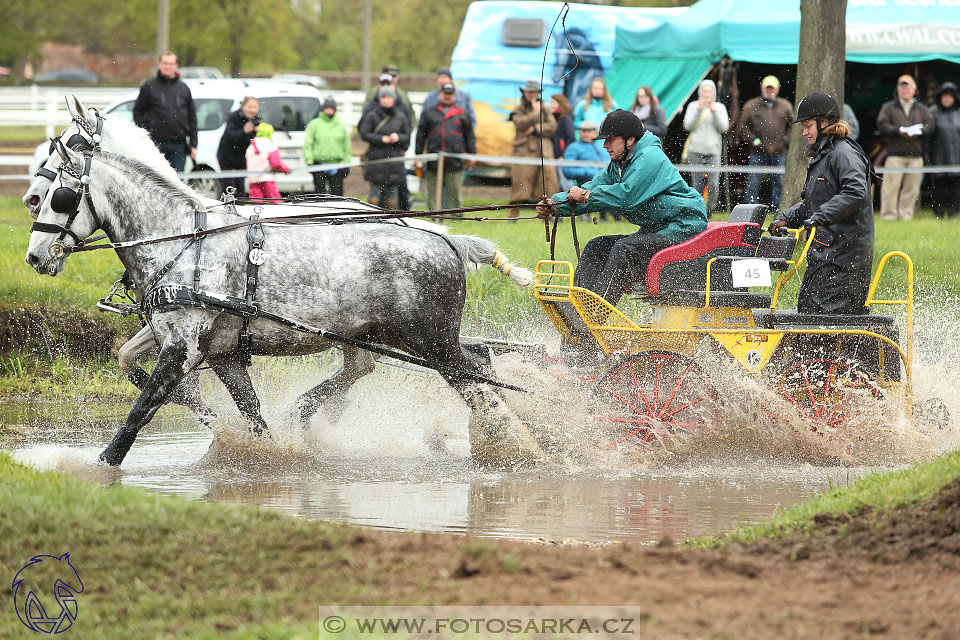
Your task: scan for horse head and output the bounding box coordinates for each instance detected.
[22,94,179,218]
[12,552,84,634]
[551,28,605,105]
[25,139,102,277]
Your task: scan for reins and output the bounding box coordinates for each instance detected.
[60,202,543,254]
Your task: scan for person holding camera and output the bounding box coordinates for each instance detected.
[217,96,261,197]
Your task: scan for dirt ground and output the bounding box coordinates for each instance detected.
[331,479,960,639]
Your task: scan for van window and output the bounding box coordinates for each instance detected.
[107,98,232,131]
[258,97,321,132]
[501,18,547,47]
[196,99,233,130]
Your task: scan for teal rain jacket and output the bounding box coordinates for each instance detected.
[551,132,707,243]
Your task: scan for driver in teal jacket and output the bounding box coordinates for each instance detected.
[537,109,707,306]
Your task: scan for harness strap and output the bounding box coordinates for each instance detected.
[31,221,84,245]
[193,207,207,292]
[239,214,265,364]
[35,167,57,181]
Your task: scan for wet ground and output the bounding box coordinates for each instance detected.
[7,349,952,546]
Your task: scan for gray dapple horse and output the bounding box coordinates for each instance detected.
[22,96,454,431]
[26,141,544,467]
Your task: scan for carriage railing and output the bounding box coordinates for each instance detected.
[769,227,817,310]
[864,251,915,409]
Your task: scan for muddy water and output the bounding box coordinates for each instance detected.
[0,395,907,545]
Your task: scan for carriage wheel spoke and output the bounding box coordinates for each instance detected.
[601,383,649,420]
[627,364,655,414]
[661,393,710,419]
[800,364,817,408]
[659,363,692,417]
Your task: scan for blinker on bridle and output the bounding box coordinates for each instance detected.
[34,109,104,183]
[31,148,95,255]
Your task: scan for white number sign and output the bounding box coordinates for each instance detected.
[731,259,772,288]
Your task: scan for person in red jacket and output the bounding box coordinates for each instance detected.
[415,83,476,209]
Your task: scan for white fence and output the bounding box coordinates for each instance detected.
[0,86,425,137]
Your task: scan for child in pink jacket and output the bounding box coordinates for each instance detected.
[245,123,291,200]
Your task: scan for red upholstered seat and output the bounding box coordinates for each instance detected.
[645,223,761,295]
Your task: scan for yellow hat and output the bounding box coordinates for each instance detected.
[762,75,780,89]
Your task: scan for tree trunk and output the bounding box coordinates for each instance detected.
[780,0,847,209]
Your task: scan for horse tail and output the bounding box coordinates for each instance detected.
[446,235,533,287]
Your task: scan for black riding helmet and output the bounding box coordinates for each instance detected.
[594,109,645,140]
[791,92,841,125]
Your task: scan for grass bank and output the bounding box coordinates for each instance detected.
[691,447,960,548]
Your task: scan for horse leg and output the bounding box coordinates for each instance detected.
[294,346,376,427]
[403,332,546,468]
[119,325,217,426]
[211,360,269,437]
[99,339,198,466]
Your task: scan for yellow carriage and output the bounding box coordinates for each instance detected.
[533,204,925,449]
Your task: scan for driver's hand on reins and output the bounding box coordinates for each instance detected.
[536,199,557,220]
[768,219,789,236]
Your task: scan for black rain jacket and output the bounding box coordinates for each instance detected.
[776,136,875,315]
[415,102,476,173]
[217,108,261,170]
[358,103,410,185]
[133,72,198,147]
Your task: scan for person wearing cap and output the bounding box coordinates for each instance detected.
[303,97,351,197]
[364,65,415,126]
[769,93,875,315]
[245,123,291,202]
[508,79,558,218]
[682,79,730,216]
[358,86,411,209]
[415,82,476,210]
[422,67,476,125]
[738,75,794,209]
[561,120,607,186]
[536,109,707,307]
[876,75,935,221]
[928,82,960,219]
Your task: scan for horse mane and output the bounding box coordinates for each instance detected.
[97,150,202,209]
[98,113,181,176]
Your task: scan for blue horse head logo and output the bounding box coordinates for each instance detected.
[12,553,84,634]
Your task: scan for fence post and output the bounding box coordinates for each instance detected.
[434,153,445,211]
[45,99,56,139]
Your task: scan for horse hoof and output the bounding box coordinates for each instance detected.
[98,449,123,467]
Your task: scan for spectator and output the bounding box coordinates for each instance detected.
[133,51,198,173]
[876,74,935,221]
[928,82,960,219]
[550,93,576,189]
[363,66,414,210]
[738,75,793,209]
[416,82,476,210]
[631,85,667,139]
[682,79,730,216]
[422,67,475,125]
[358,87,410,210]
[508,80,558,218]
[562,120,606,186]
[573,78,618,142]
[303,97,351,197]
[217,96,260,197]
[843,103,860,140]
[245,123,291,201]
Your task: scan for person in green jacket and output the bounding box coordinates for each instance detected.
[537,109,707,306]
[303,97,352,196]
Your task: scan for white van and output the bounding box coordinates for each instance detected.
[29,79,324,199]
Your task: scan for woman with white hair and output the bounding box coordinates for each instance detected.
[681,79,729,216]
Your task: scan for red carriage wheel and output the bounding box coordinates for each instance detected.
[590,351,721,450]
[772,359,883,434]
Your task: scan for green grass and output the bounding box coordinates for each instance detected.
[0,126,46,145]
[690,448,960,548]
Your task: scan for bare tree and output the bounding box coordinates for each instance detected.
[781,0,846,209]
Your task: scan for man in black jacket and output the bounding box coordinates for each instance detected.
[415,83,476,209]
[133,52,198,172]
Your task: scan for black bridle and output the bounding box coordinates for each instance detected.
[31,147,101,252]
[33,109,104,184]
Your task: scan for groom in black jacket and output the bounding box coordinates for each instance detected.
[133,52,198,172]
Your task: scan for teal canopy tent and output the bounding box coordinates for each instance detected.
[606,0,960,120]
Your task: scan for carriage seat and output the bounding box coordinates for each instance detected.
[755,310,897,329]
[643,204,772,299]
